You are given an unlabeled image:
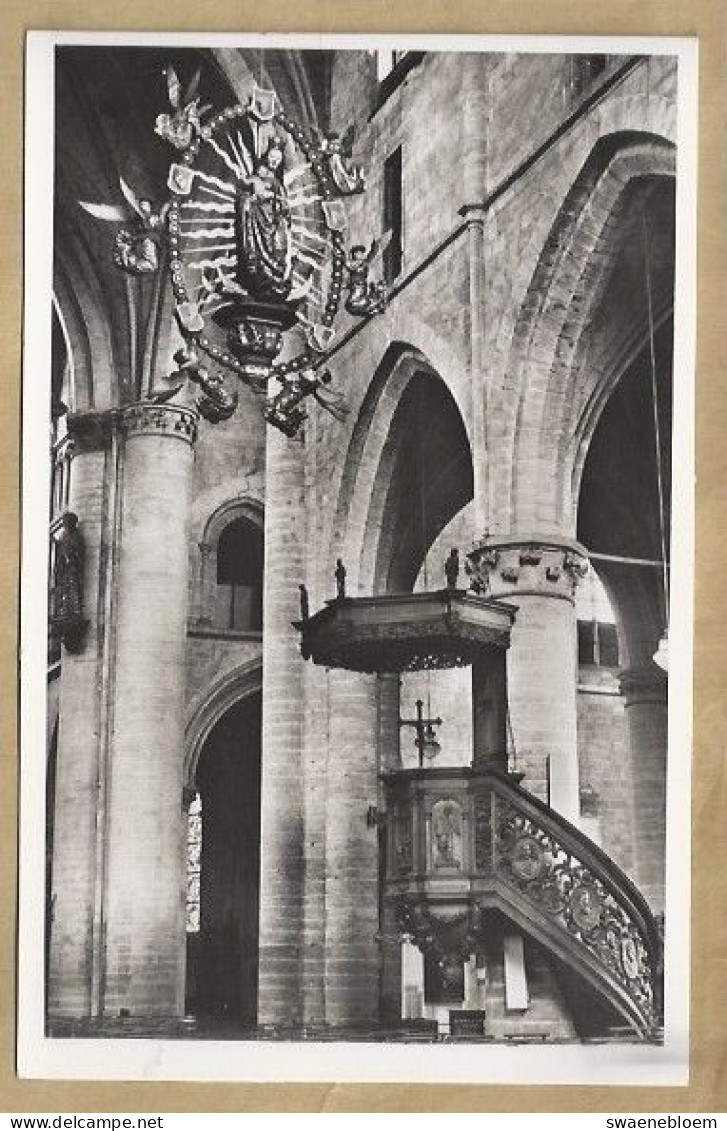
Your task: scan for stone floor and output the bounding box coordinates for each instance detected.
[46,1017,657,1044]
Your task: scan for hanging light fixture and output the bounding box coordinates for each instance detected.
[422,723,442,761]
[642,204,670,674]
[399,699,443,768]
[395,416,445,766]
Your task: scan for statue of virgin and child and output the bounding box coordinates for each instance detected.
[234,135,294,304]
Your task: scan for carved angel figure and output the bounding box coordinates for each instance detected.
[155,66,211,151]
[315,126,365,196]
[344,234,390,317]
[194,369,239,423]
[167,345,238,422]
[264,367,348,437]
[79,178,169,275]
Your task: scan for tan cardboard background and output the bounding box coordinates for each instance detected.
[2,0,725,1112]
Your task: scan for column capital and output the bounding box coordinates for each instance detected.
[182,784,197,809]
[67,403,199,450]
[53,434,76,462]
[466,534,589,602]
[66,410,116,453]
[120,403,198,445]
[618,664,668,706]
[458,202,488,224]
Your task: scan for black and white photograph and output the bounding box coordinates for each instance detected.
[19,32,696,1084]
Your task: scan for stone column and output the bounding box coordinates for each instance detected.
[301,659,328,1028]
[472,649,508,768]
[467,535,587,822]
[460,54,492,533]
[48,414,115,1018]
[102,403,197,1018]
[619,664,668,914]
[299,406,329,1030]
[192,540,213,627]
[461,203,489,532]
[258,429,305,1027]
[377,672,402,1026]
[324,669,380,1029]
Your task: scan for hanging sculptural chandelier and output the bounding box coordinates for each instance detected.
[80,68,388,437]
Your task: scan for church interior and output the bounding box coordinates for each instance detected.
[45,44,675,1042]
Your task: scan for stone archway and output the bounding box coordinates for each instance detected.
[470,132,675,831]
[490,131,675,536]
[576,316,673,914]
[332,341,471,594]
[184,659,263,792]
[185,689,263,1026]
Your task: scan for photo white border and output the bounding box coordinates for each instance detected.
[19,30,697,1084]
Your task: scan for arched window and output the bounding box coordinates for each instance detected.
[576,564,619,669]
[214,517,263,632]
[186,792,202,934]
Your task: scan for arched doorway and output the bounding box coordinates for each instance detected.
[186,691,262,1025]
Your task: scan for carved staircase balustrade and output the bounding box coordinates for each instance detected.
[383,764,662,1039]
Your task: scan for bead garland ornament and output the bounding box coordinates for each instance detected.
[79,69,387,436]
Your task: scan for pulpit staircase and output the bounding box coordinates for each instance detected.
[295,585,663,1041]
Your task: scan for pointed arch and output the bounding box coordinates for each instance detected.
[184,659,263,791]
[332,341,472,593]
[493,130,675,534]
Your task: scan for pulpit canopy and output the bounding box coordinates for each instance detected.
[294,588,516,673]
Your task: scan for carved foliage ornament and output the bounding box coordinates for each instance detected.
[394,900,481,966]
[121,403,198,443]
[493,803,655,1022]
[466,541,588,597]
